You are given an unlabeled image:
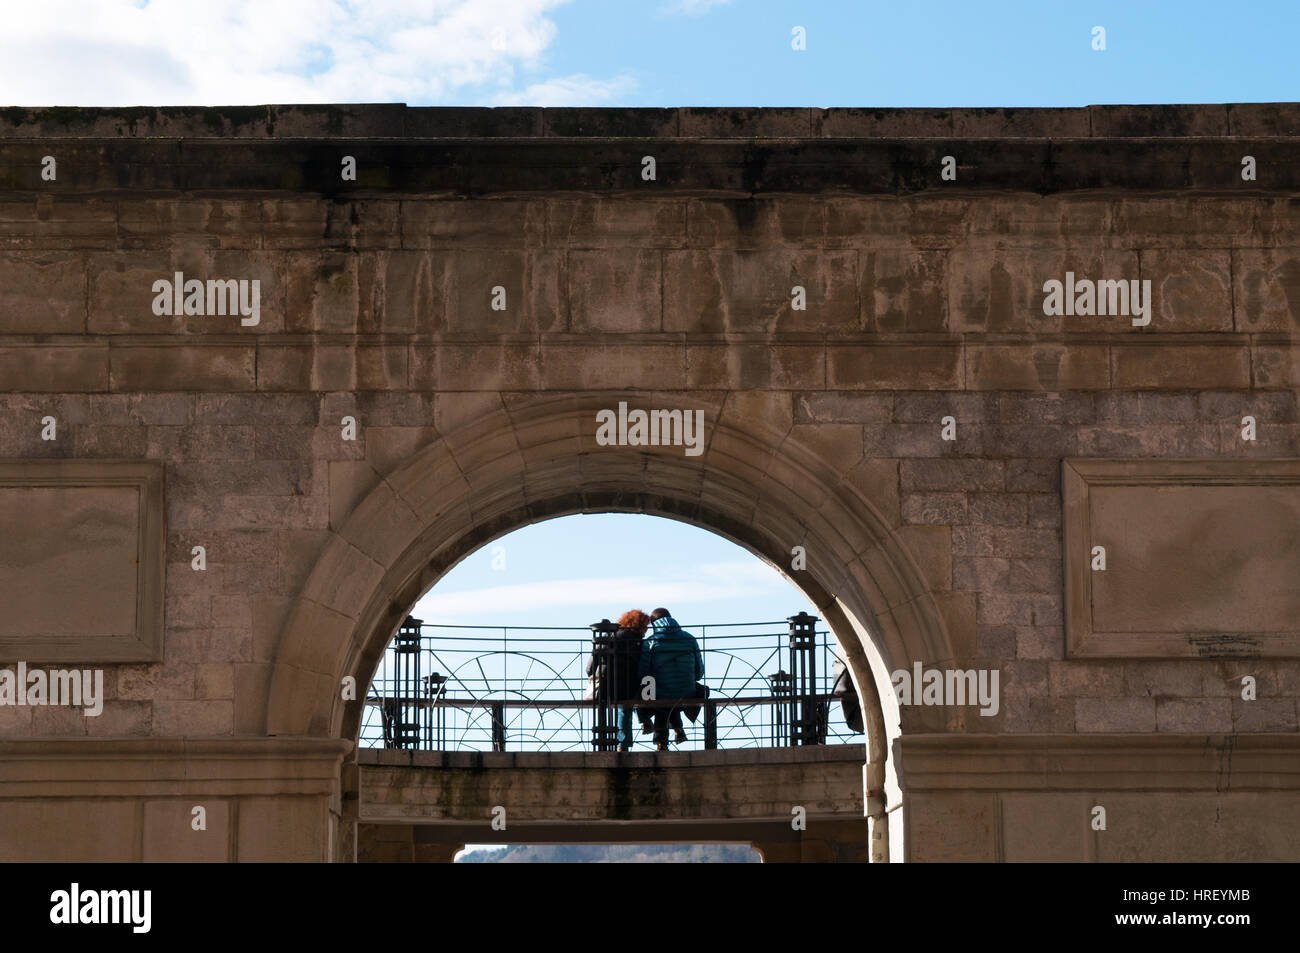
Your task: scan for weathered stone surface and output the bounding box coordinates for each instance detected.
[111,345,257,391]
[1142,248,1233,331]
[143,800,230,862]
[1090,103,1229,137]
[906,792,996,861]
[664,249,859,333]
[1074,698,1157,732]
[1001,794,1090,862]
[861,248,948,332]
[0,800,139,860]
[361,746,863,823]
[0,254,85,332]
[1095,792,1300,862]
[1234,248,1300,332]
[1111,343,1250,390]
[150,700,234,736]
[1065,459,1300,658]
[967,344,1110,391]
[948,247,1138,334]
[0,346,108,391]
[1,104,1298,864]
[1233,698,1298,732]
[1156,698,1233,733]
[568,249,662,332]
[0,462,163,662]
[828,344,961,390]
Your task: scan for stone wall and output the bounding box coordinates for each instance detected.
[359,746,867,822]
[1,104,1298,861]
[357,747,869,863]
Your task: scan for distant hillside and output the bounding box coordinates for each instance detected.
[456,843,760,863]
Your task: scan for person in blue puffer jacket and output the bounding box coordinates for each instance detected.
[637,608,705,750]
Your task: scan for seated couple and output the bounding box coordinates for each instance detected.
[587,608,704,751]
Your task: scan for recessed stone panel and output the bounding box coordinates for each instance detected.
[1063,458,1300,658]
[0,461,164,662]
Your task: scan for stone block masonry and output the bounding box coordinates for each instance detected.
[0,104,1297,862]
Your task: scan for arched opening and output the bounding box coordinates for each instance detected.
[266,392,953,861]
[359,513,868,755]
[357,512,878,862]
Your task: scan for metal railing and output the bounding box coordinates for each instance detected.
[359,613,864,752]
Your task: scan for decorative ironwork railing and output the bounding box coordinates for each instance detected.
[359,613,865,752]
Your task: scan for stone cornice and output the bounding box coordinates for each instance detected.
[2,334,1292,393]
[2,137,1299,195]
[1,104,1296,140]
[0,737,352,798]
[358,743,866,769]
[901,733,1300,792]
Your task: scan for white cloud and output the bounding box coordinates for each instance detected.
[496,72,638,107]
[417,561,783,619]
[660,0,734,16]
[0,0,634,106]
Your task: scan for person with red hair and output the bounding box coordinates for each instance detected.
[617,609,650,633]
[587,609,652,751]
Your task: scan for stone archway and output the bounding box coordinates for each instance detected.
[265,391,954,860]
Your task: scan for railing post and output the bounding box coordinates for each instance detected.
[815,630,832,744]
[390,616,423,749]
[422,672,446,750]
[588,619,621,752]
[787,611,820,746]
[380,697,396,747]
[768,670,791,747]
[490,701,506,752]
[704,699,718,750]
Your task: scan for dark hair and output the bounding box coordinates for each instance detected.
[650,608,670,621]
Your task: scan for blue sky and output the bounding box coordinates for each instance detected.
[1,1,1294,107]
[409,514,815,631]
[542,0,1299,108]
